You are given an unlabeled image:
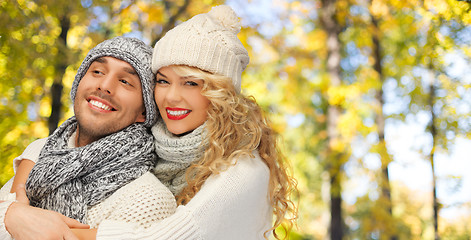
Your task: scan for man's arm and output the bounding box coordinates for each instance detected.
[5,202,89,240]
[10,159,35,193]
[9,138,47,194]
[4,184,89,240]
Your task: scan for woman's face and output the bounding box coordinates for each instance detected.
[154,66,210,135]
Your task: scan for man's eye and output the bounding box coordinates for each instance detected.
[119,79,131,85]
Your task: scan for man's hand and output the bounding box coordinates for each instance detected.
[5,185,89,240]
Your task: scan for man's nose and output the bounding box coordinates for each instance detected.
[97,75,115,94]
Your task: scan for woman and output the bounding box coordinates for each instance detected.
[3,5,297,240]
[123,5,294,238]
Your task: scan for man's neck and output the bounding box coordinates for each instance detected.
[75,127,100,147]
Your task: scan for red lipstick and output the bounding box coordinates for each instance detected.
[166,107,191,120]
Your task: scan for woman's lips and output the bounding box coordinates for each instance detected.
[166,107,191,120]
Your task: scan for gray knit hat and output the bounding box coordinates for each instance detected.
[152,5,249,93]
[70,36,157,127]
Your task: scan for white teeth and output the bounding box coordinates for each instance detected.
[90,100,112,111]
[167,109,190,116]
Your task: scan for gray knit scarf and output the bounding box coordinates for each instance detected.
[151,119,207,196]
[26,116,156,223]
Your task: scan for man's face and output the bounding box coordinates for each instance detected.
[74,56,146,146]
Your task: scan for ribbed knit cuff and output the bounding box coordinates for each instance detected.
[96,208,201,240]
[0,201,15,240]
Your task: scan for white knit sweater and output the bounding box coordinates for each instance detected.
[0,141,273,239]
[0,137,177,239]
[96,152,273,239]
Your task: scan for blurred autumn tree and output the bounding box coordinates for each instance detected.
[233,0,471,239]
[1,0,471,239]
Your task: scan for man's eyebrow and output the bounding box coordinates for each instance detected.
[95,57,107,63]
[94,57,136,75]
[123,67,137,76]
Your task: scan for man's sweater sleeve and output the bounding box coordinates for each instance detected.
[97,153,272,240]
[12,138,47,173]
[0,138,46,240]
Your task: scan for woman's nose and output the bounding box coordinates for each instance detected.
[165,85,182,102]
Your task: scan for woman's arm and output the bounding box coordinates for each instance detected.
[72,228,98,240]
[69,172,176,240]
[87,172,176,229]
[97,154,272,240]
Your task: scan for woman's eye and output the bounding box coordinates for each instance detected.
[92,70,103,75]
[185,81,198,86]
[156,79,169,84]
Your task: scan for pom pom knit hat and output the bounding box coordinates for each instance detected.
[152,5,250,93]
[70,36,157,127]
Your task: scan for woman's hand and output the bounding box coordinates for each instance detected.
[4,184,89,240]
[71,228,98,240]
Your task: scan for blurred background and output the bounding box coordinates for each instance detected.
[1,0,470,239]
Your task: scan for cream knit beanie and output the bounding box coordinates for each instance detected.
[152,5,249,92]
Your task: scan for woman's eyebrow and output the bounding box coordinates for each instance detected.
[156,71,167,78]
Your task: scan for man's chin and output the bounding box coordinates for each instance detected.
[76,121,114,143]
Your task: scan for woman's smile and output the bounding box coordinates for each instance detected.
[166,107,192,120]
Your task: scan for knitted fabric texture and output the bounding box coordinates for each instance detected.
[152,5,249,93]
[151,119,207,196]
[25,116,157,223]
[86,172,176,229]
[70,36,158,127]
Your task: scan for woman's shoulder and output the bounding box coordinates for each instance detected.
[232,150,269,175]
[205,150,269,188]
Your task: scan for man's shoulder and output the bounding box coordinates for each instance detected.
[22,137,48,159]
[29,137,48,147]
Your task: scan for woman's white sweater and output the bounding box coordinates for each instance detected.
[97,152,273,239]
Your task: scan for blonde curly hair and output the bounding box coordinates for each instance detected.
[168,65,297,239]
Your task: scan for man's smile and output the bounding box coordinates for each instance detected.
[87,96,116,112]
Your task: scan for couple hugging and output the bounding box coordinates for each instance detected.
[0,5,296,240]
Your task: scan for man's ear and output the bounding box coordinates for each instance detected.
[136,111,146,123]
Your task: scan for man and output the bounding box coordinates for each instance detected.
[0,36,175,239]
